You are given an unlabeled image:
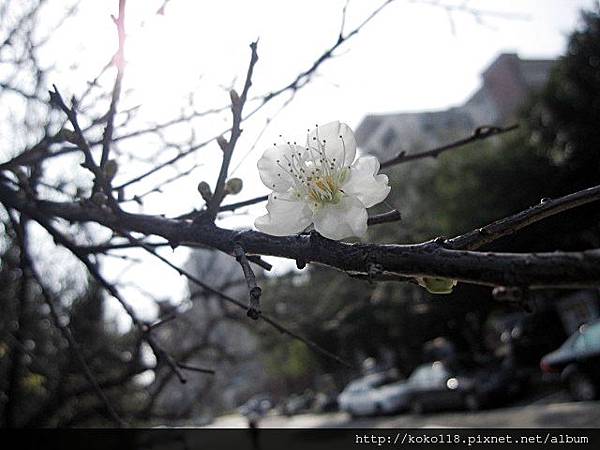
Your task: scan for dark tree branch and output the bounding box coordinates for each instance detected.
[206,41,259,221]
[3,181,600,289]
[11,206,193,386]
[444,184,600,251]
[48,86,102,179]
[48,86,121,210]
[176,363,215,375]
[247,255,273,271]
[112,132,216,191]
[119,160,204,205]
[125,237,352,367]
[80,239,272,270]
[259,0,395,105]
[215,194,269,215]
[145,314,177,331]
[26,244,126,427]
[100,0,126,168]
[380,124,519,169]
[233,244,262,319]
[8,212,126,427]
[367,209,402,226]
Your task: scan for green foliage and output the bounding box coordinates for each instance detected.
[528,7,600,192]
[265,340,315,381]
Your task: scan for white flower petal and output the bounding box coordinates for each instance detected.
[313,196,367,240]
[308,121,357,167]
[254,192,313,236]
[257,143,305,192]
[343,155,391,208]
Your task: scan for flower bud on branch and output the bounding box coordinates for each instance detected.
[225,178,243,195]
[216,136,228,152]
[416,277,458,294]
[197,181,212,202]
[104,159,118,181]
[229,89,240,107]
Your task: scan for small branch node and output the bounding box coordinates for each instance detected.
[367,262,384,284]
[216,136,228,152]
[296,258,307,270]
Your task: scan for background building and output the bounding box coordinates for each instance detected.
[355,52,599,340]
[355,53,555,161]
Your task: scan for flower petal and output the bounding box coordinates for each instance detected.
[257,143,305,192]
[313,196,367,240]
[254,192,313,236]
[343,155,391,208]
[308,121,357,167]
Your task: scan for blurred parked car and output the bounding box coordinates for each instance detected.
[540,320,600,401]
[405,360,526,414]
[338,370,411,417]
[312,392,338,413]
[238,394,273,417]
[404,361,473,414]
[489,311,567,368]
[281,391,314,416]
[471,362,528,407]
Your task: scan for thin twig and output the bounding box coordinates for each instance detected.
[217,194,268,215]
[48,86,119,209]
[80,239,272,270]
[119,160,204,204]
[233,244,262,319]
[259,0,395,105]
[367,209,402,226]
[127,237,352,368]
[206,41,259,221]
[380,124,518,169]
[48,86,101,177]
[445,184,600,251]
[112,1,395,192]
[146,314,177,331]
[176,363,215,375]
[19,212,189,384]
[100,0,126,168]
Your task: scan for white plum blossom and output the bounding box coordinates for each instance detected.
[254,121,391,240]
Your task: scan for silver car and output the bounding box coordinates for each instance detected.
[338,371,412,417]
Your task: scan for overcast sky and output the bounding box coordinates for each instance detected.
[38,0,596,324]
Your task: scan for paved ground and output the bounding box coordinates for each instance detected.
[207,395,600,428]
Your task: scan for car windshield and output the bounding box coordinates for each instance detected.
[344,371,400,393]
[408,362,449,385]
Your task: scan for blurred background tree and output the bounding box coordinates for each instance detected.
[0,221,149,427]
